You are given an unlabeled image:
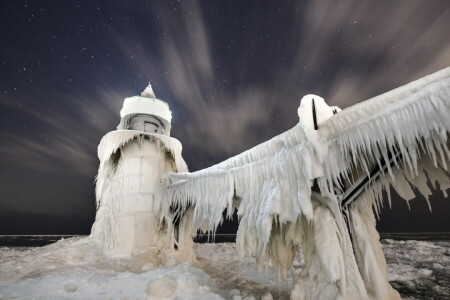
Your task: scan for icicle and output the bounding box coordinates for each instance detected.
[163,67,449,300]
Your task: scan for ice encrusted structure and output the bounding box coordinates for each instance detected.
[167,67,450,299]
[90,86,195,261]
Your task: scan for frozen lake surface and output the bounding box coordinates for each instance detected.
[0,237,449,299]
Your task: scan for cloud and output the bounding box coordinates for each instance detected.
[1,0,449,176]
[110,1,450,169]
[0,88,124,177]
[0,0,448,227]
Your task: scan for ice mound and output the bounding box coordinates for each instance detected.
[1,239,449,299]
[0,237,222,300]
[146,276,177,298]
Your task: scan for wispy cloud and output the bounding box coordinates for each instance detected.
[112,1,450,168]
[0,88,124,177]
[1,0,449,177]
[0,0,448,224]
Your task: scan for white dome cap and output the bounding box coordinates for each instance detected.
[119,84,172,124]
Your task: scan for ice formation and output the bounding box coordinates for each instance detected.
[0,237,225,299]
[0,70,449,300]
[167,67,450,299]
[90,85,196,262]
[1,237,449,299]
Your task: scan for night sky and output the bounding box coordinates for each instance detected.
[1,1,449,235]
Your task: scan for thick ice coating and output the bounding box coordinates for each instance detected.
[90,87,195,262]
[91,131,191,257]
[167,67,450,299]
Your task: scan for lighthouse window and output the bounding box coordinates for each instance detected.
[129,114,166,135]
[144,121,159,133]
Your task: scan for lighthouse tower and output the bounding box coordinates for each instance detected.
[90,84,190,258]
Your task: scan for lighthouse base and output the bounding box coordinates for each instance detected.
[91,134,178,258]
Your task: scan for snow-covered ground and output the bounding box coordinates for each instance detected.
[382,239,450,300]
[0,237,448,299]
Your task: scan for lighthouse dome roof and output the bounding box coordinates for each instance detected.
[119,84,172,124]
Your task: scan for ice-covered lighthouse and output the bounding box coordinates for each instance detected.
[90,84,190,258]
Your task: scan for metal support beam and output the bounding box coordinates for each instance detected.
[341,150,402,208]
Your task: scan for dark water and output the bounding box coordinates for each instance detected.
[0,235,80,247]
[380,232,450,241]
[0,234,237,247]
[1,233,449,247]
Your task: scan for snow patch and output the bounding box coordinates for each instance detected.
[146,276,177,298]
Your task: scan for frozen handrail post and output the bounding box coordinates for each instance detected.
[312,97,318,130]
[167,67,450,300]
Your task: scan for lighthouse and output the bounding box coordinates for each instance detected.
[90,84,191,260]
